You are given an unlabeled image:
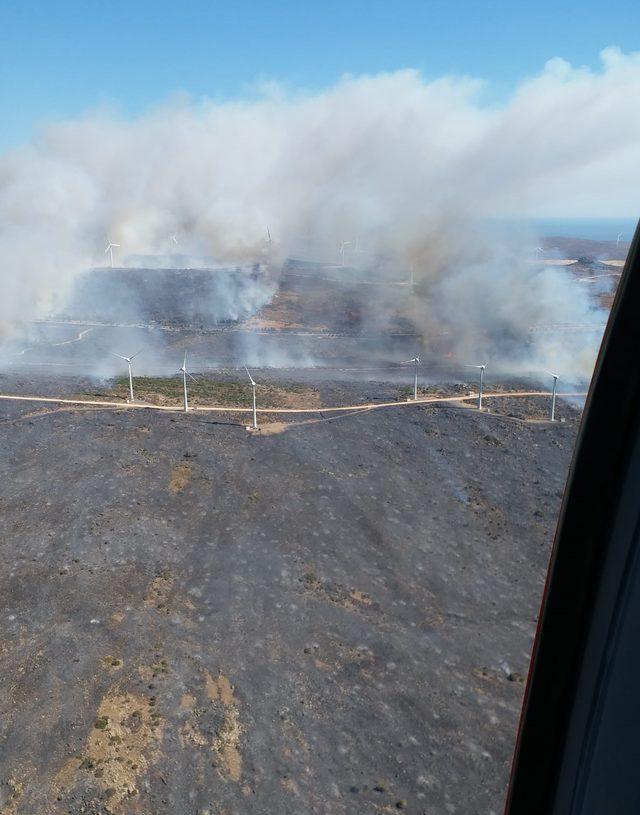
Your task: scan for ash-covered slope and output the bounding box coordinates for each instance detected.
[246,260,418,336]
[57,264,273,328]
[0,391,578,814]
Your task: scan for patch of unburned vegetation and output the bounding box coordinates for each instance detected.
[300,566,379,615]
[252,420,292,435]
[168,461,192,493]
[396,382,474,401]
[143,570,174,611]
[243,290,305,330]
[0,778,24,815]
[179,670,244,783]
[93,375,321,409]
[55,689,164,811]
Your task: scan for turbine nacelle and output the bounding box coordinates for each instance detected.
[178,354,198,382]
[113,350,141,365]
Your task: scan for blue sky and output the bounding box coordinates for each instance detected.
[1,0,639,153]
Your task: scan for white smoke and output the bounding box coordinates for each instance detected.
[0,47,638,376]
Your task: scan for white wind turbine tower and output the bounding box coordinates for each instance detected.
[178,354,197,412]
[169,233,179,252]
[266,226,272,245]
[465,364,486,410]
[112,350,142,402]
[401,356,421,400]
[548,371,560,421]
[105,240,120,268]
[244,366,258,430]
[339,240,352,267]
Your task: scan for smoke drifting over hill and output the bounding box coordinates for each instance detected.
[0,48,638,375]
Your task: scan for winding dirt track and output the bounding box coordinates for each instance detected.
[0,391,587,416]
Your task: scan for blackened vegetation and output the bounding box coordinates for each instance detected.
[58,265,266,328]
[249,260,420,337]
[0,383,579,814]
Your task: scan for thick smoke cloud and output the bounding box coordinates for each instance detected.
[0,47,638,376]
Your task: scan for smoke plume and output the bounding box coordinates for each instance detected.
[0,47,639,376]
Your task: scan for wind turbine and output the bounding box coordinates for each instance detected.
[401,356,421,400]
[339,240,352,267]
[548,371,560,421]
[178,354,197,412]
[105,240,120,268]
[112,350,142,402]
[617,232,624,247]
[535,247,544,260]
[266,226,272,245]
[169,233,179,251]
[244,366,258,430]
[465,364,486,410]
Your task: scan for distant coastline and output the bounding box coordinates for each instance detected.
[532,218,637,241]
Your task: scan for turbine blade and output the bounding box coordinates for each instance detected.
[187,372,198,383]
[112,352,127,361]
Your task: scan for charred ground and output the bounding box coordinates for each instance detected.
[0,236,607,813]
[0,378,579,815]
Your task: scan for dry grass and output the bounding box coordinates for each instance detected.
[89,376,321,410]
